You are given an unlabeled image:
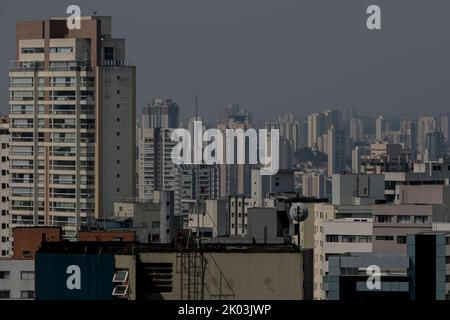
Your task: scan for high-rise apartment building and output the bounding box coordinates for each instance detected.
[218,103,253,197]
[141,98,179,129]
[375,115,385,141]
[349,117,364,143]
[400,119,417,159]
[425,131,444,161]
[417,116,437,154]
[307,112,325,148]
[302,172,327,199]
[327,125,346,175]
[265,113,302,151]
[0,118,10,257]
[308,110,341,149]
[440,113,449,145]
[9,16,136,238]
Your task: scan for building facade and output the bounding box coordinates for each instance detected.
[9,16,136,238]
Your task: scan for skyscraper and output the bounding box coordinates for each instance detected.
[0,118,10,257]
[400,119,417,159]
[138,97,181,213]
[350,117,364,143]
[327,125,346,175]
[417,116,437,155]
[141,98,180,129]
[440,113,449,146]
[302,172,327,198]
[375,115,385,141]
[9,16,136,238]
[218,103,253,197]
[308,109,341,149]
[425,131,444,161]
[265,113,302,151]
[307,112,325,148]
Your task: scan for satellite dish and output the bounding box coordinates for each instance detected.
[289,203,308,222]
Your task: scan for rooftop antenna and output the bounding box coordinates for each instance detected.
[194,94,201,247]
[195,94,198,120]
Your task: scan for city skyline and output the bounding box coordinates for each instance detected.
[3,0,450,121]
[3,4,450,304]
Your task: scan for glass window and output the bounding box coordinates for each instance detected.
[21,271,34,280]
[20,291,34,299]
[21,47,44,54]
[104,47,114,60]
[375,235,394,241]
[397,215,411,224]
[414,216,428,224]
[49,47,73,53]
[397,236,407,244]
[326,235,339,243]
[376,215,393,223]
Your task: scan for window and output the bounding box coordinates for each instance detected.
[152,221,160,229]
[22,251,32,258]
[21,271,34,280]
[21,47,44,54]
[20,291,34,299]
[376,236,394,241]
[397,215,411,224]
[141,263,173,293]
[112,284,129,296]
[0,291,10,299]
[397,236,407,244]
[49,47,73,53]
[376,215,393,223]
[113,270,129,283]
[0,271,10,280]
[414,216,428,224]
[104,47,114,61]
[341,235,357,243]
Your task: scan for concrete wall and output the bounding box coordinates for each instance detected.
[0,259,34,299]
[372,204,433,254]
[96,66,136,217]
[137,250,303,300]
[332,174,384,205]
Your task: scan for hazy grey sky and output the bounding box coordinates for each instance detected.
[2,0,450,122]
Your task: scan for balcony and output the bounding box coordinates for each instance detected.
[9,60,92,72]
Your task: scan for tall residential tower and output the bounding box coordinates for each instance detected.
[9,16,136,238]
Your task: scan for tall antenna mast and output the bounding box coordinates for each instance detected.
[194,94,201,246]
[195,94,198,119]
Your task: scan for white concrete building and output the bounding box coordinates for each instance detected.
[0,259,34,299]
[9,16,136,239]
[0,120,10,257]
